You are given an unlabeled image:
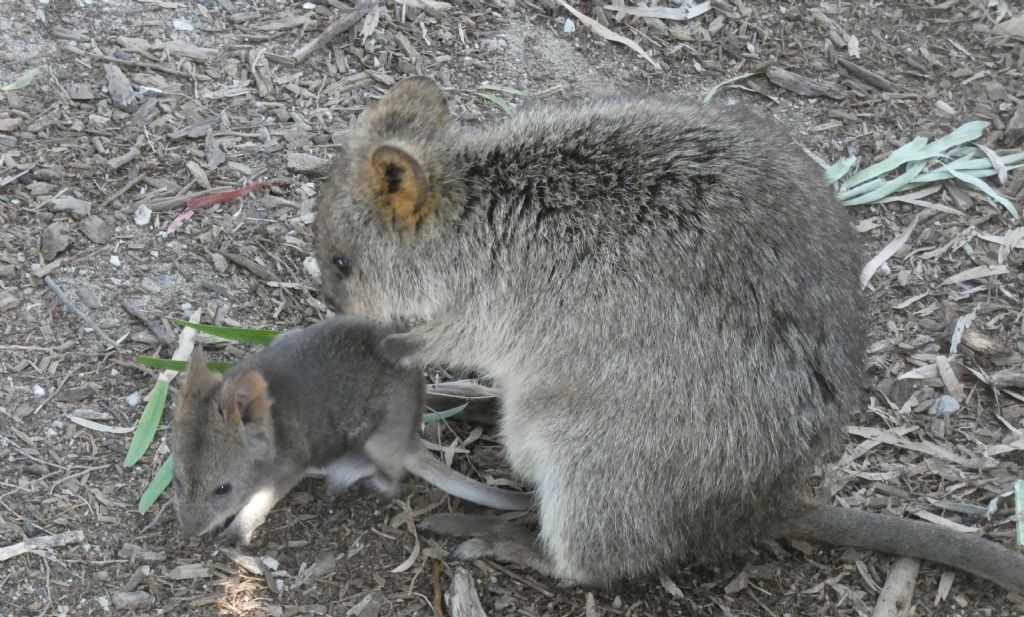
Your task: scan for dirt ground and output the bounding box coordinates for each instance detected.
[2,0,1024,616]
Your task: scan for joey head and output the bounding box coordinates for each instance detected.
[312,77,1024,594]
[169,316,530,546]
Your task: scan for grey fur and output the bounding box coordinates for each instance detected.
[169,316,529,546]
[313,78,1024,593]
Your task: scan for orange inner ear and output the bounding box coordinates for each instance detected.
[369,145,433,232]
[232,370,271,426]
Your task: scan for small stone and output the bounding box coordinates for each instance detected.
[109,254,121,267]
[172,17,194,31]
[286,152,330,175]
[51,195,92,219]
[133,204,152,226]
[126,391,141,406]
[33,385,46,397]
[81,216,113,244]
[563,18,575,33]
[211,253,228,272]
[41,222,72,261]
[111,591,152,610]
[68,83,95,100]
[928,395,960,416]
[303,255,321,281]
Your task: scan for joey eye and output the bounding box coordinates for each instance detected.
[213,483,232,497]
[332,255,352,277]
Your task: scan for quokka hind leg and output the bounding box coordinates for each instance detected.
[419,513,563,581]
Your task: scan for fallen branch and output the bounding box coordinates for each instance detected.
[0,530,85,561]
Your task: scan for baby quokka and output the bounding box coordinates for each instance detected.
[169,316,529,545]
[313,77,1024,593]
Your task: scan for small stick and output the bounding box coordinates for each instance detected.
[289,1,373,65]
[0,530,85,561]
[431,559,445,617]
[837,58,895,92]
[119,298,173,344]
[44,276,120,349]
[63,46,188,77]
[98,173,147,210]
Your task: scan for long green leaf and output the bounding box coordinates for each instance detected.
[943,164,1019,218]
[475,92,515,117]
[824,156,859,184]
[703,72,755,104]
[478,84,529,97]
[136,356,232,373]
[138,456,174,514]
[841,161,927,206]
[842,136,929,190]
[422,403,468,424]
[123,379,169,468]
[171,319,279,345]
[842,121,990,190]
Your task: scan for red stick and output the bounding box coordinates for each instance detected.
[186,182,270,208]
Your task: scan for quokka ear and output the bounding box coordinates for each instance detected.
[361,77,452,136]
[362,144,434,232]
[179,345,220,403]
[227,370,274,445]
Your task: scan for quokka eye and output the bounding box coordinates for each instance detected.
[213,483,232,497]
[333,255,352,277]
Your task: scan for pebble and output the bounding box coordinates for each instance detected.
[928,394,960,416]
[40,221,72,261]
[133,204,152,226]
[126,391,141,406]
[81,215,113,244]
[51,195,92,219]
[112,591,152,610]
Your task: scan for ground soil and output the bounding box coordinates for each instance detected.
[2,1,1024,616]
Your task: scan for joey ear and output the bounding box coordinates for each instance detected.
[379,332,424,366]
[180,345,219,399]
[364,144,433,232]
[229,370,274,446]
[361,77,451,135]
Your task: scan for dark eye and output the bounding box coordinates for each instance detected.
[213,483,232,497]
[333,255,351,277]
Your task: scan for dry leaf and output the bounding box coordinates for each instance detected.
[559,0,660,70]
[940,265,1009,286]
[861,215,918,288]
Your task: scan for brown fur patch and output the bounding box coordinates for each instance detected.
[366,145,433,232]
[230,370,272,428]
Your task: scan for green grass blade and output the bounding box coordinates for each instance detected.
[942,163,1019,218]
[841,161,927,206]
[171,319,279,345]
[123,379,169,468]
[825,156,859,184]
[136,356,232,373]
[842,122,990,190]
[138,456,174,514]
[478,84,529,97]
[703,72,756,104]
[422,403,468,424]
[841,136,929,190]
[475,92,515,117]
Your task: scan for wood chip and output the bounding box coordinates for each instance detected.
[103,63,134,109]
[861,215,918,289]
[445,568,487,617]
[289,1,374,65]
[872,557,919,617]
[767,66,846,99]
